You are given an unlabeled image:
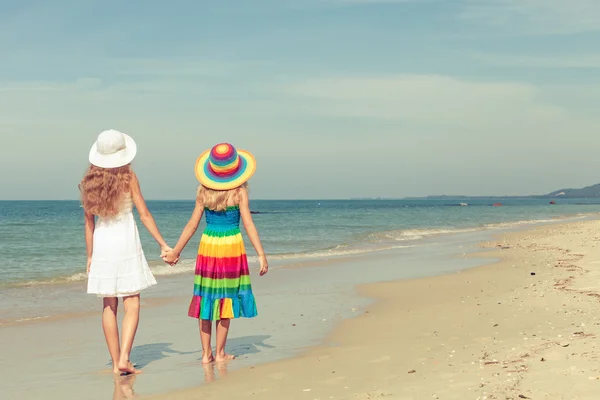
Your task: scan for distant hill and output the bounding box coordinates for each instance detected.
[401,183,600,200]
[546,183,600,198]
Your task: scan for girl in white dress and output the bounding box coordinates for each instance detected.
[80,129,172,375]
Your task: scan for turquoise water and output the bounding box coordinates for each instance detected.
[1,198,599,287]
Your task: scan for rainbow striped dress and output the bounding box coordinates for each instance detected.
[188,205,257,320]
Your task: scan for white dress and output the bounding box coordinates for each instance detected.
[87,194,157,297]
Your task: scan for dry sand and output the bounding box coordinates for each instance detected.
[151,219,600,400]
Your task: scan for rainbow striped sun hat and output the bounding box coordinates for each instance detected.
[195,143,256,190]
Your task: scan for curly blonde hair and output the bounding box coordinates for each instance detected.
[198,183,248,211]
[79,164,132,217]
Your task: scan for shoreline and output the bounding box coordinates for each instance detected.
[150,219,600,400]
[0,210,590,291]
[0,212,592,329]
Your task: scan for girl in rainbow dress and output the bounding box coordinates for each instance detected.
[163,143,268,364]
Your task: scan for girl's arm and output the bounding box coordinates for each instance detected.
[163,198,204,263]
[84,211,95,272]
[239,187,268,276]
[130,172,169,252]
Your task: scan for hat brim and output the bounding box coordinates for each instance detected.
[89,134,137,168]
[195,149,256,190]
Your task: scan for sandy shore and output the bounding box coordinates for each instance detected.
[152,219,600,400]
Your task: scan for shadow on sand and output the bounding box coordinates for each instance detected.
[225,334,274,357]
[107,335,273,379]
[130,342,200,369]
[105,342,200,370]
[199,335,274,383]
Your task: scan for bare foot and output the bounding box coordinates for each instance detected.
[202,354,215,364]
[118,360,142,375]
[215,353,235,362]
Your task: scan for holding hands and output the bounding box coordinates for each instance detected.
[162,247,180,265]
[161,244,268,276]
[160,245,179,266]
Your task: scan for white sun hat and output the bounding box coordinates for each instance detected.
[89,129,137,168]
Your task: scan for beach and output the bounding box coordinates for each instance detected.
[2,204,600,399]
[5,0,600,397]
[149,219,600,400]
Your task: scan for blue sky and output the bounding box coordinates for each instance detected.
[1,0,599,199]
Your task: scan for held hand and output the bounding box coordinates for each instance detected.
[162,249,180,265]
[160,245,172,259]
[160,245,178,266]
[87,257,92,274]
[259,255,268,276]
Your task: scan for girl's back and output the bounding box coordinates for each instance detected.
[163,142,268,364]
[82,129,172,375]
[204,205,241,230]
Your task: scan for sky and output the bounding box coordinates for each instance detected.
[1,0,599,200]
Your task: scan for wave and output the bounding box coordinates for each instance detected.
[366,227,480,242]
[3,213,590,289]
[247,244,417,262]
[365,215,585,243]
[3,244,417,288]
[147,244,418,276]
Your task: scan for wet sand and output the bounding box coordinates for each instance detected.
[152,219,600,400]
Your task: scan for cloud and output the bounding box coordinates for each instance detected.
[474,53,600,68]
[278,74,579,131]
[330,0,425,3]
[0,57,262,125]
[0,79,206,129]
[460,0,600,35]
[108,59,265,78]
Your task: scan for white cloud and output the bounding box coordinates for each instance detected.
[461,0,600,35]
[1,70,599,199]
[0,57,255,125]
[279,74,582,131]
[0,79,206,129]
[330,0,424,3]
[108,59,262,78]
[474,53,600,68]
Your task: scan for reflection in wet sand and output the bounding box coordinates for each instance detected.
[202,361,230,383]
[216,361,229,379]
[202,363,216,383]
[113,375,137,400]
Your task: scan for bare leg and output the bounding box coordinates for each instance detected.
[118,294,141,374]
[215,318,235,362]
[102,297,121,374]
[200,319,214,364]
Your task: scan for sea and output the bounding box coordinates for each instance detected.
[1,197,599,288]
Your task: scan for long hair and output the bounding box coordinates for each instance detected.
[79,164,132,217]
[197,182,248,212]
